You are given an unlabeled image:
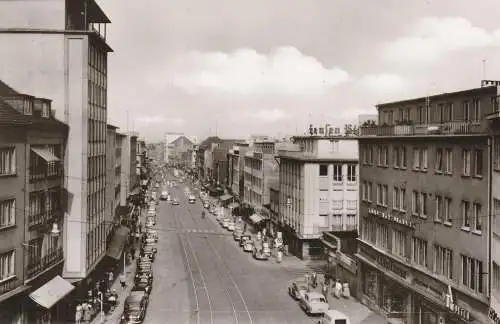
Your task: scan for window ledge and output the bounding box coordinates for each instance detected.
[444,172,453,176]
[472,230,482,236]
[0,225,16,232]
[461,226,471,232]
[400,167,407,170]
[472,175,483,180]
[435,170,443,175]
[420,169,428,173]
[433,219,442,224]
[0,174,17,178]
[443,221,452,227]
[419,215,428,219]
[461,174,471,178]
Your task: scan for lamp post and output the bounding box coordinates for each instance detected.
[97,291,104,324]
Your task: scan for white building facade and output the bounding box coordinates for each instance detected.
[278,136,358,260]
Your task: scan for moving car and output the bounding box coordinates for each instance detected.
[222,219,230,229]
[121,291,149,324]
[288,279,309,300]
[188,195,196,204]
[227,221,235,231]
[299,292,329,315]
[317,310,350,324]
[160,191,168,200]
[203,202,209,209]
[172,199,179,205]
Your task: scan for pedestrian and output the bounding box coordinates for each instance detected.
[108,271,114,287]
[119,273,126,289]
[322,283,329,302]
[75,304,83,324]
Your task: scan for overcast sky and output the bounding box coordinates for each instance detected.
[99,0,500,141]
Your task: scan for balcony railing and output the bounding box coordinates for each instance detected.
[360,121,488,137]
[0,276,18,296]
[29,210,56,228]
[330,223,358,232]
[27,248,64,280]
[29,168,63,182]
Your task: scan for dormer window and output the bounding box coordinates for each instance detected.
[41,102,50,118]
[23,98,33,115]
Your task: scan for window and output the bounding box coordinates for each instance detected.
[444,148,453,174]
[377,146,388,166]
[444,197,452,224]
[362,181,368,201]
[23,99,33,115]
[332,200,343,210]
[0,199,15,228]
[434,245,453,279]
[393,187,400,210]
[392,229,406,258]
[347,165,356,182]
[412,190,420,215]
[393,147,400,168]
[474,149,483,177]
[362,218,376,244]
[461,200,471,228]
[376,223,389,250]
[493,262,500,293]
[319,164,328,176]
[435,148,443,172]
[462,149,471,176]
[413,148,420,170]
[421,193,429,218]
[435,195,443,222]
[472,99,481,122]
[463,101,470,121]
[333,164,342,182]
[461,255,483,293]
[400,188,406,211]
[0,251,15,280]
[421,148,428,170]
[0,148,16,175]
[41,102,50,118]
[346,200,357,210]
[377,184,388,206]
[400,147,407,168]
[473,203,482,232]
[367,181,373,202]
[411,237,428,267]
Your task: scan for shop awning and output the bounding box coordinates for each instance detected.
[31,147,60,163]
[29,275,74,309]
[219,194,233,202]
[106,226,131,260]
[249,214,264,224]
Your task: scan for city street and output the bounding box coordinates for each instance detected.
[143,181,383,324]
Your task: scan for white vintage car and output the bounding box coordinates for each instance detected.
[299,292,329,315]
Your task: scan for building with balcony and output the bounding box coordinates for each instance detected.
[0,1,113,320]
[356,82,498,324]
[277,135,358,260]
[0,81,70,323]
[227,144,249,202]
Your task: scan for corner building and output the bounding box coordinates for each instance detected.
[0,1,112,320]
[357,83,498,324]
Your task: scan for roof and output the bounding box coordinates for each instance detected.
[0,98,30,126]
[0,80,20,97]
[107,123,118,129]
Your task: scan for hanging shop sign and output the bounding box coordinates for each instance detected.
[368,208,416,229]
[307,123,359,137]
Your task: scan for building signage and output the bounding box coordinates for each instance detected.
[445,286,472,322]
[368,208,416,229]
[360,245,408,279]
[489,308,500,324]
[308,124,359,137]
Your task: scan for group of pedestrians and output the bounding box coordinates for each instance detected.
[304,272,351,302]
[74,276,120,324]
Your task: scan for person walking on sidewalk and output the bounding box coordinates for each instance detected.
[119,273,126,289]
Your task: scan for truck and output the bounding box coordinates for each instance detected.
[253,239,270,260]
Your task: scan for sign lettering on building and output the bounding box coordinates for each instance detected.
[360,245,408,279]
[308,123,359,137]
[368,208,416,229]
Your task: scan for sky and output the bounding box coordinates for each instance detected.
[98,0,500,142]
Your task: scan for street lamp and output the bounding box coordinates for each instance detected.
[97,291,104,324]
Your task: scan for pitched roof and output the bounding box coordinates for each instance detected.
[0,98,30,126]
[0,80,20,97]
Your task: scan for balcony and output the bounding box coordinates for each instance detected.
[27,248,64,280]
[330,223,358,232]
[29,210,56,228]
[29,168,63,183]
[360,121,488,137]
[0,276,19,296]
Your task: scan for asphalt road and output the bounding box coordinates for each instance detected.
[143,182,319,324]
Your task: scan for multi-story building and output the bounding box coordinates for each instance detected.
[357,82,497,324]
[277,135,358,260]
[119,133,131,206]
[129,134,139,196]
[106,124,118,238]
[114,132,124,216]
[0,81,70,322]
[196,136,221,181]
[0,1,113,312]
[227,143,249,201]
[244,140,279,208]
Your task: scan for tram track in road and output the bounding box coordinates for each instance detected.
[185,201,254,324]
[171,204,214,324]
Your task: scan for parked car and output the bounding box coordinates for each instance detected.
[299,292,329,315]
[132,278,152,295]
[121,291,149,324]
[222,219,230,228]
[288,279,308,300]
[243,239,254,252]
[233,229,243,241]
[317,310,351,324]
[240,235,251,247]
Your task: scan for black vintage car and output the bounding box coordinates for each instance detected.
[121,291,149,324]
[133,278,152,295]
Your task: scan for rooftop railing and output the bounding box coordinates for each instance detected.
[360,120,488,137]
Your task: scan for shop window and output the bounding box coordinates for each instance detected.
[363,268,378,302]
[382,278,407,317]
